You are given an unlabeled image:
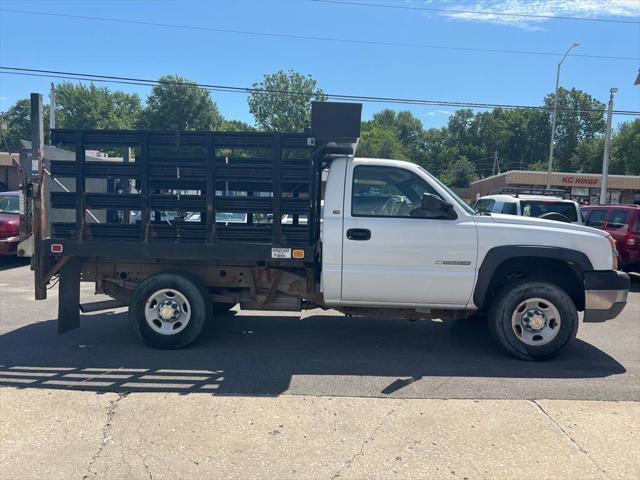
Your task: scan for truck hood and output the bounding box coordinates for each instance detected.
[480,213,609,237]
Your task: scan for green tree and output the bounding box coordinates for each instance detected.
[220,119,255,132]
[611,118,640,175]
[248,70,326,132]
[417,127,448,174]
[440,156,478,188]
[357,121,407,159]
[544,87,605,171]
[55,82,142,130]
[1,98,50,149]
[569,137,604,173]
[140,75,223,131]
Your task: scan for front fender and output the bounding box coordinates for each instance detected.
[473,245,593,309]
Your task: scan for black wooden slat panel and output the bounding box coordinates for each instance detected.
[51,129,144,145]
[85,193,144,209]
[281,198,310,215]
[282,225,310,242]
[150,224,208,241]
[148,165,206,179]
[215,164,273,181]
[51,191,76,209]
[215,196,273,213]
[148,178,206,190]
[49,128,316,250]
[85,224,143,240]
[149,195,207,210]
[216,224,272,242]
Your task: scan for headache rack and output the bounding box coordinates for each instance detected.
[40,102,361,264]
[489,187,567,199]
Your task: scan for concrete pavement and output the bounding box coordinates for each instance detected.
[1,388,638,480]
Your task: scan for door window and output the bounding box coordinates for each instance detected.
[352,166,440,217]
[501,202,517,215]
[607,210,629,229]
[474,199,495,213]
[585,209,607,228]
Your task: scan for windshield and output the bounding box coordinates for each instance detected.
[0,196,19,214]
[521,201,578,222]
[418,167,476,215]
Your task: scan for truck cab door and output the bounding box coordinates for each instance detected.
[340,161,478,307]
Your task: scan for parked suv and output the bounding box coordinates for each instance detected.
[474,188,583,224]
[582,204,640,273]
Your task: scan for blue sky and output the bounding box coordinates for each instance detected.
[1,0,639,129]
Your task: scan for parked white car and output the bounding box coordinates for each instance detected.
[474,189,583,224]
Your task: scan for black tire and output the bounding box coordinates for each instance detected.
[488,281,578,361]
[129,272,209,349]
[212,302,235,314]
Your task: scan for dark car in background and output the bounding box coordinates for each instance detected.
[0,191,20,256]
[582,204,640,273]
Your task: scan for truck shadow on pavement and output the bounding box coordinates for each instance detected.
[0,257,30,272]
[0,309,625,397]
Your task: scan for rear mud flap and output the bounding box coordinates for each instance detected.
[58,257,81,334]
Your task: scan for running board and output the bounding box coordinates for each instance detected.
[79,299,127,313]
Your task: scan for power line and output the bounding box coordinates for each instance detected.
[315,0,640,25]
[2,66,639,117]
[0,8,637,62]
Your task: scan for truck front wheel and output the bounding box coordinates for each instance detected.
[129,272,209,349]
[488,281,578,360]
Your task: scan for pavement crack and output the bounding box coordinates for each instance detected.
[530,400,610,480]
[330,408,395,479]
[83,392,129,479]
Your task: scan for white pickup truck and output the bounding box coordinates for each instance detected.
[28,102,629,361]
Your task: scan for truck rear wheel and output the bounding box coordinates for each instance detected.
[488,281,578,361]
[129,272,209,349]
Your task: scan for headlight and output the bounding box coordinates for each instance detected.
[607,235,618,270]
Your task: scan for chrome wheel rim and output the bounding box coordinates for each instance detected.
[144,288,191,335]
[511,297,561,346]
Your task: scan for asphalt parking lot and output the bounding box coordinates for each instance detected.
[0,257,638,401]
[1,258,639,479]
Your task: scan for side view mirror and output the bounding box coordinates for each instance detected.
[418,193,457,220]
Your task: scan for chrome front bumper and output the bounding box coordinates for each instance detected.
[583,270,630,323]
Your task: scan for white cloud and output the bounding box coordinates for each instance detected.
[425,110,454,117]
[429,0,640,29]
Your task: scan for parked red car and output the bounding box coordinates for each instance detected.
[0,191,20,256]
[582,204,640,273]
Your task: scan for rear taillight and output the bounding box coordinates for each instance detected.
[0,220,18,239]
[625,232,638,247]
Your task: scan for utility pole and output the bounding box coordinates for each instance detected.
[49,83,56,143]
[547,42,579,189]
[492,151,500,176]
[599,87,618,204]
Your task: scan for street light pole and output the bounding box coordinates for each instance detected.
[546,42,579,189]
[599,87,618,204]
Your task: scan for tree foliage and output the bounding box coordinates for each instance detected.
[247,70,327,132]
[544,87,606,171]
[440,156,478,188]
[611,118,640,176]
[2,98,49,149]
[2,81,638,181]
[139,75,223,131]
[55,82,142,130]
